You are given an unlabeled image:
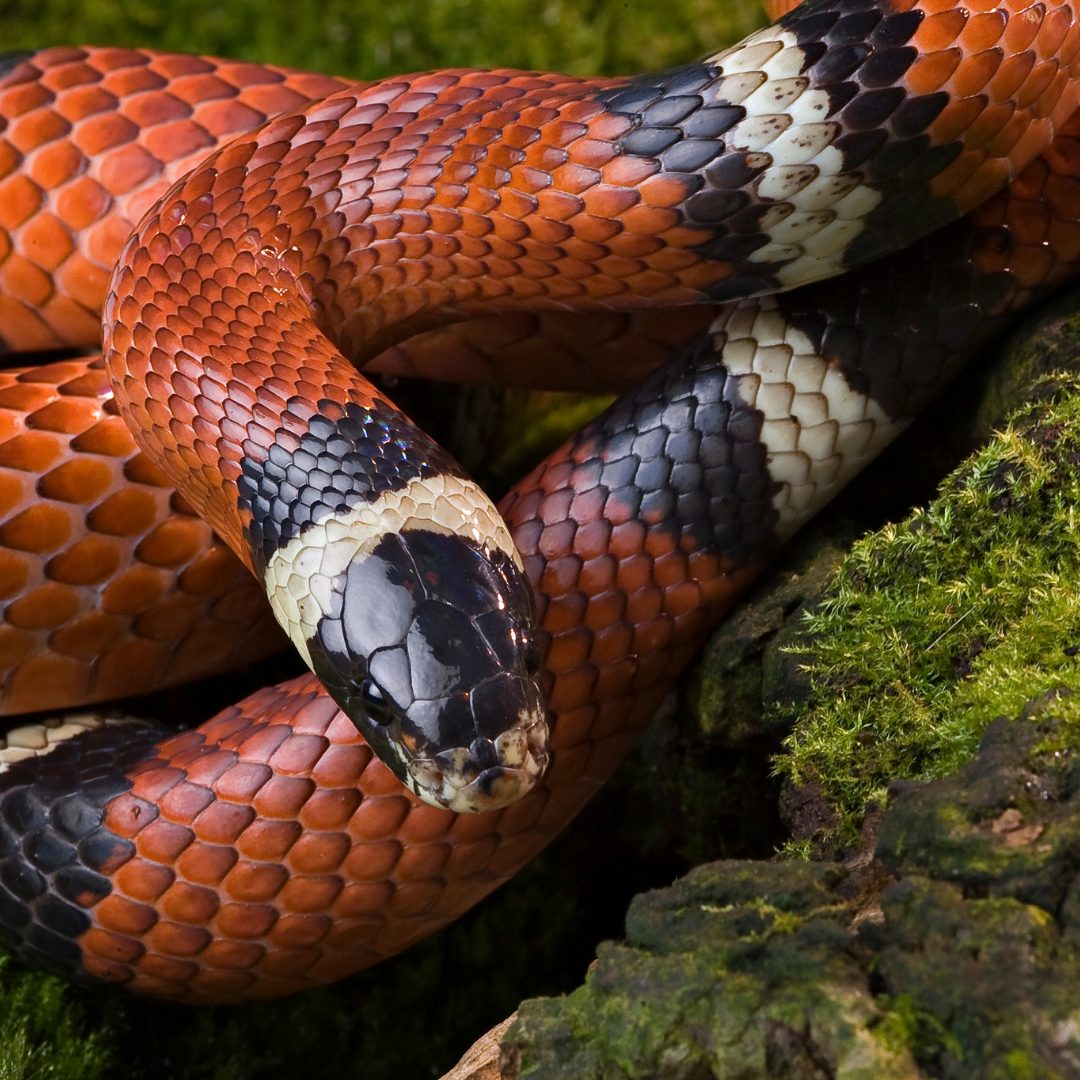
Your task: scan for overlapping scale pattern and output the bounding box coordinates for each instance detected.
[0,0,1079,1003]
[0,47,721,394]
[0,47,350,352]
[71,682,558,1000]
[0,719,164,976]
[0,358,284,714]
[0,333,776,1001]
[905,0,1080,208]
[103,0,1080,576]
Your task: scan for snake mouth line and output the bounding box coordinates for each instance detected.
[404,711,550,812]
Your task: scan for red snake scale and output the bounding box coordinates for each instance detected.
[0,0,1078,1002]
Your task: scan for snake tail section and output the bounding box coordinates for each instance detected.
[0,719,167,980]
[570,0,1080,300]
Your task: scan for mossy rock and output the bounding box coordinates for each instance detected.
[504,695,1080,1078]
[507,858,915,1080]
[773,377,1080,852]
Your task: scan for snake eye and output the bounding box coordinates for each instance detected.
[360,678,393,725]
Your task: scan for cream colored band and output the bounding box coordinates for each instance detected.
[705,25,883,288]
[0,714,145,773]
[712,296,898,537]
[263,472,521,669]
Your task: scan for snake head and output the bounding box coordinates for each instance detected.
[244,407,550,812]
[305,524,550,812]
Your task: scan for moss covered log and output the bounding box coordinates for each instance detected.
[504,697,1080,1079]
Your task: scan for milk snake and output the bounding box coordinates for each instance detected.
[0,0,1077,1003]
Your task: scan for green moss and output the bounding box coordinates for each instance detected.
[0,959,111,1080]
[1002,1050,1038,1080]
[487,391,616,492]
[866,874,1080,1079]
[0,0,762,81]
[872,993,964,1064]
[774,375,1080,850]
[970,284,1080,441]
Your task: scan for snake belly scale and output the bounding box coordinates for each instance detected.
[0,0,1074,1001]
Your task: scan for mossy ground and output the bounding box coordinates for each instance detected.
[0,0,762,81]
[772,386,1080,852]
[0,957,111,1080]
[774,368,1080,853]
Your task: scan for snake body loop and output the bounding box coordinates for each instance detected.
[102,0,1080,806]
[0,0,1076,1000]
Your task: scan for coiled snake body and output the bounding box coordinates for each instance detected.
[0,0,1077,1002]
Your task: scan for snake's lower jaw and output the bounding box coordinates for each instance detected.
[405,710,551,812]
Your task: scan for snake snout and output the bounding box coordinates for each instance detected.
[395,652,548,807]
[406,707,550,812]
